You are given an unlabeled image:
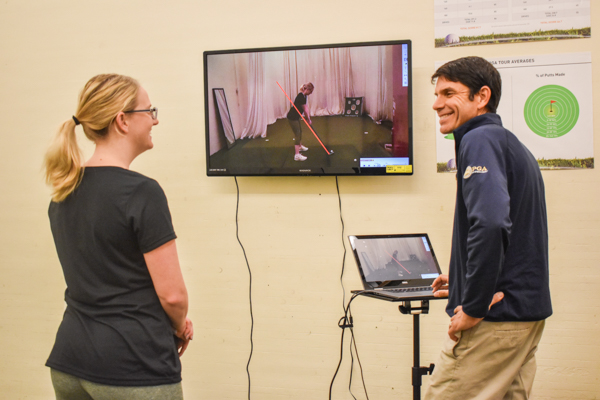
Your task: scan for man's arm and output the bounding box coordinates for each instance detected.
[459,131,511,319]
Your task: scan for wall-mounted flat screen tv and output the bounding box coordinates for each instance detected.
[204,40,412,176]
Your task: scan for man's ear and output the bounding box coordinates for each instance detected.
[477,86,492,112]
[113,111,129,134]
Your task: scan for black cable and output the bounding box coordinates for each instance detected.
[349,322,370,400]
[234,176,253,400]
[329,175,347,399]
[332,177,369,399]
[329,315,349,400]
[335,176,347,312]
[348,320,358,400]
[235,175,366,400]
[329,295,356,400]
[329,292,370,400]
[346,300,370,400]
[335,177,368,398]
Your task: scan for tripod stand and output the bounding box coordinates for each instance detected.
[398,300,435,400]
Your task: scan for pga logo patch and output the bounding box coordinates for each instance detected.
[464,165,488,179]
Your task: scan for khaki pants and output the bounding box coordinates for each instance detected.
[424,320,545,400]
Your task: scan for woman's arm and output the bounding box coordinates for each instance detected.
[144,239,189,337]
[303,103,312,125]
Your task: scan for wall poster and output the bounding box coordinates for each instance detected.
[435,0,591,47]
[435,52,593,172]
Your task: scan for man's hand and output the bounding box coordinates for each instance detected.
[448,306,482,342]
[448,292,504,341]
[431,274,505,341]
[432,274,449,298]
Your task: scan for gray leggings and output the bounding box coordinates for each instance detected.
[288,119,303,143]
[50,369,183,400]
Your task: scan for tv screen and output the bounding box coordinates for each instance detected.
[204,40,413,176]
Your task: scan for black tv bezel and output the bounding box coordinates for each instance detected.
[203,39,413,177]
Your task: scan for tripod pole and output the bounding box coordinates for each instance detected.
[399,300,435,400]
[413,313,422,400]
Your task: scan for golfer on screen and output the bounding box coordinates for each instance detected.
[286,82,314,161]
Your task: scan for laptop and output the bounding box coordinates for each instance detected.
[349,233,443,302]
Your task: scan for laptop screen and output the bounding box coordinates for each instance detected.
[349,234,441,287]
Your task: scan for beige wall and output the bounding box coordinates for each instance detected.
[0,1,598,399]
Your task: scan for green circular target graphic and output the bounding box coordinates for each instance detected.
[524,85,579,138]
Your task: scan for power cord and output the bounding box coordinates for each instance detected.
[335,176,347,311]
[332,176,369,400]
[349,321,369,400]
[234,176,253,400]
[235,175,367,400]
[329,292,370,400]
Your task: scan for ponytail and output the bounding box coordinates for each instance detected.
[44,118,84,202]
[43,74,139,202]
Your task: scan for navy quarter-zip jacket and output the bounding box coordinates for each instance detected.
[448,113,552,321]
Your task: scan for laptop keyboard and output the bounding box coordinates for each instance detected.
[387,286,432,293]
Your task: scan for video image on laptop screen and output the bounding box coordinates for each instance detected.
[352,236,440,283]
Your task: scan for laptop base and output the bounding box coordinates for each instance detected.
[351,289,442,303]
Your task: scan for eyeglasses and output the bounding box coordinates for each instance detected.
[124,107,158,120]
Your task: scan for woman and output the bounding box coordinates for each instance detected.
[43,74,193,400]
[286,82,314,161]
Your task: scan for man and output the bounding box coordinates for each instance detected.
[425,56,552,399]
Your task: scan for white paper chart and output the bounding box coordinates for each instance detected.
[435,0,591,47]
[435,53,593,172]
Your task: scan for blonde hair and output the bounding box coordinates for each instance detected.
[44,74,140,202]
[301,82,314,92]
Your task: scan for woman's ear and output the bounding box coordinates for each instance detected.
[113,111,129,134]
[477,86,492,111]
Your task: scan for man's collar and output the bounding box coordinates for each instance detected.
[453,113,503,157]
[454,113,502,138]
[454,113,502,140]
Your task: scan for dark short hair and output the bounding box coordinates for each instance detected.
[431,56,502,113]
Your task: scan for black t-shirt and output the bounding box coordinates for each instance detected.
[46,167,180,386]
[286,92,307,120]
